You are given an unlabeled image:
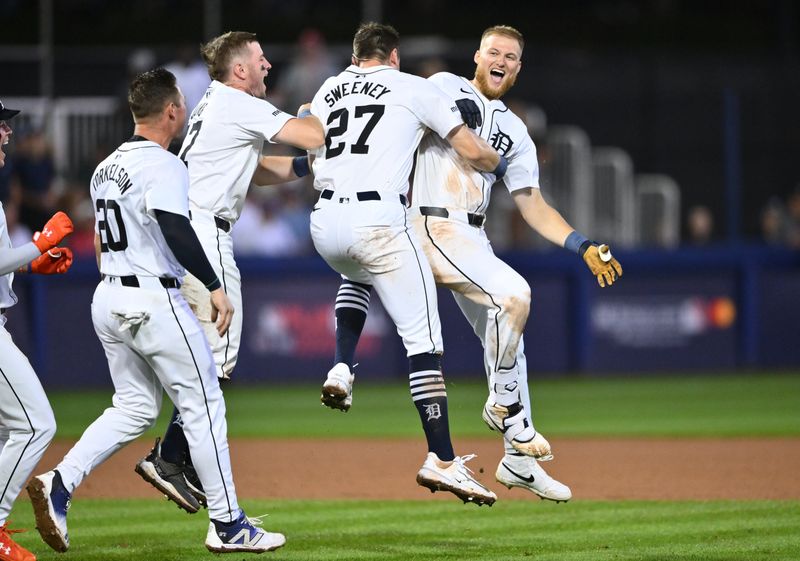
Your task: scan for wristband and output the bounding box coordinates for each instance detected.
[492,155,508,179]
[292,155,310,178]
[565,230,590,255]
[298,108,312,119]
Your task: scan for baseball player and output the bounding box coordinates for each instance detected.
[310,22,513,506]
[0,100,74,561]
[26,69,285,554]
[133,31,324,512]
[322,25,623,502]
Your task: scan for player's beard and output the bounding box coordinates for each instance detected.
[473,67,517,100]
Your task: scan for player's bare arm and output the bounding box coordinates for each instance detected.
[445,124,502,172]
[271,114,324,151]
[251,154,311,186]
[513,187,623,286]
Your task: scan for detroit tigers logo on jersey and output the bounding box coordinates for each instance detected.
[412,72,539,216]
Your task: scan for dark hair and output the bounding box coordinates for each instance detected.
[201,31,259,81]
[128,68,180,121]
[352,22,400,63]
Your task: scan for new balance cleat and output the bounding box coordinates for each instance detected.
[134,437,201,513]
[320,362,354,412]
[205,511,286,553]
[416,452,497,506]
[26,470,71,552]
[496,455,572,502]
[482,399,553,459]
[0,522,36,561]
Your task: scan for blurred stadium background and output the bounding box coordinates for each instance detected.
[2,0,799,386]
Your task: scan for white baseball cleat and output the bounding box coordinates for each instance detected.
[320,362,354,412]
[482,399,553,459]
[205,510,286,553]
[26,470,71,552]
[416,452,497,506]
[495,454,572,502]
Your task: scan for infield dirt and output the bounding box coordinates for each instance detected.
[35,437,800,501]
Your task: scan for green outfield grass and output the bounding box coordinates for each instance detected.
[47,372,800,439]
[9,498,800,561]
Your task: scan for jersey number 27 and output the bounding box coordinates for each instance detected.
[325,104,384,158]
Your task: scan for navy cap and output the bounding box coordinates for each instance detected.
[0,100,21,121]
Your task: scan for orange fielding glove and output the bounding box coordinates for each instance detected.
[30,247,74,275]
[33,211,74,253]
[582,244,623,287]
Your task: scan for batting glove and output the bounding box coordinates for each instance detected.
[30,247,73,275]
[582,243,623,287]
[455,98,482,129]
[33,211,74,253]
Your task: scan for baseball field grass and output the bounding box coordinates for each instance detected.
[9,372,800,560]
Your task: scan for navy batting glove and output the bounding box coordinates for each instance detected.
[455,98,482,129]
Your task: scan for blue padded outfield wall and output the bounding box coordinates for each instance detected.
[6,245,799,389]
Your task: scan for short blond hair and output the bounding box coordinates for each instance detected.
[480,25,524,52]
[201,31,259,81]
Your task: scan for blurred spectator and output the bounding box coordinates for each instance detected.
[2,200,32,248]
[164,43,211,116]
[277,184,313,255]
[14,128,57,231]
[415,57,448,78]
[232,193,304,257]
[686,204,714,245]
[760,197,788,245]
[786,186,800,249]
[274,28,338,113]
[65,194,97,259]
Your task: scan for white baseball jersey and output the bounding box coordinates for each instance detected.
[0,204,19,311]
[180,80,293,225]
[413,72,539,214]
[310,65,463,196]
[91,139,189,279]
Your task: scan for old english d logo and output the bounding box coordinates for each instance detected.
[490,126,514,156]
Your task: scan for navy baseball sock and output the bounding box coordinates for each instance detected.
[334,280,371,367]
[409,353,455,462]
[160,406,190,465]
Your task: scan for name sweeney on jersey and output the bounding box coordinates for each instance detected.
[323,81,391,107]
[92,162,133,194]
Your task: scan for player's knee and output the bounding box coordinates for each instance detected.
[31,412,57,447]
[503,281,531,322]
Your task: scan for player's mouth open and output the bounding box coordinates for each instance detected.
[489,68,505,85]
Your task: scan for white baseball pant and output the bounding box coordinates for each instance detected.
[182,209,242,379]
[0,320,56,524]
[55,279,240,522]
[311,195,443,356]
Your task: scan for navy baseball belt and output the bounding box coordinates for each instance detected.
[102,274,180,289]
[214,216,231,233]
[419,206,486,227]
[320,189,408,206]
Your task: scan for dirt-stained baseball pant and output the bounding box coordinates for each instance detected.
[412,211,535,424]
[181,208,242,380]
[312,197,443,356]
[0,320,56,524]
[55,280,240,522]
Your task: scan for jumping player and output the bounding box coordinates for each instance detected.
[0,99,74,561]
[309,22,518,505]
[26,69,285,554]
[322,25,623,502]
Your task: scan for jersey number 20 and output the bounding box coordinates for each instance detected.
[96,199,128,252]
[325,104,385,158]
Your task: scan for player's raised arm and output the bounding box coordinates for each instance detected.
[271,103,324,150]
[445,124,506,174]
[512,187,623,287]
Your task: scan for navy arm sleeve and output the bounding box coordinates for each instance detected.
[154,210,221,291]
